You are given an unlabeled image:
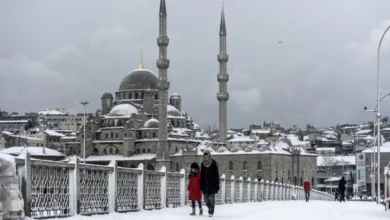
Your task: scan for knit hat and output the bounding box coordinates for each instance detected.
[190,162,199,170]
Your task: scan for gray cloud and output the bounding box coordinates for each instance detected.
[1,0,390,128]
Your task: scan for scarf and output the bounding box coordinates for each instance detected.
[202,150,213,168]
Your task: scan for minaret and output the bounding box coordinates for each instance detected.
[217,2,229,145]
[156,0,171,171]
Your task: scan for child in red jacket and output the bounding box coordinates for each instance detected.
[188,162,203,215]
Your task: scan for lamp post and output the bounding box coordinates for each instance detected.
[80,101,89,163]
[365,92,390,200]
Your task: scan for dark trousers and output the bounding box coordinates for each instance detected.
[305,191,310,202]
[339,189,345,202]
[191,200,202,209]
[204,194,215,214]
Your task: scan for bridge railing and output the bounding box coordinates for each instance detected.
[14,153,333,219]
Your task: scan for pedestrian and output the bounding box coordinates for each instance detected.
[338,176,347,202]
[303,178,311,202]
[200,149,220,217]
[188,162,203,216]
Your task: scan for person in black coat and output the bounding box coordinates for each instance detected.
[338,176,347,202]
[200,149,220,217]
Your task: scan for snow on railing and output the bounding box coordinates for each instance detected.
[384,166,390,210]
[12,152,334,219]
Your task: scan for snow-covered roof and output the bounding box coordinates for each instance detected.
[38,109,66,115]
[227,136,255,143]
[45,130,65,137]
[316,147,335,152]
[143,118,159,128]
[355,129,371,135]
[317,155,356,166]
[251,129,271,134]
[324,177,342,182]
[0,146,65,157]
[0,120,28,124]
[106,104,138,118]
[85,154,156,162]
[362,142,390,153]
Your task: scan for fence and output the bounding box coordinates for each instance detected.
[384,167,390,210]
[13,152,334,219]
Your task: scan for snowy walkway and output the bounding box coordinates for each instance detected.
[41,201,390,220]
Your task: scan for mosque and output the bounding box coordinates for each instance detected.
[76,0,317,185]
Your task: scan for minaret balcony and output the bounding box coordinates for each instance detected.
[217,74,229,82]
[157,37,169,46]
[158,81,170,90]
[156,59,170,69]
[217,92,229,101]
[218,54,229,62]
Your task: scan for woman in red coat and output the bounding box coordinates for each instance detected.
[188,162,203,215]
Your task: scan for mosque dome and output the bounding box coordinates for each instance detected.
[108,104,138,117]
[244,146,256,152]
[170,92,181,99]
[230,146,243,152]
[118,68,159,91]
[216,147,228,153]
[143,118,159,128]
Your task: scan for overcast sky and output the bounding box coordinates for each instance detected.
[1,0,390,128]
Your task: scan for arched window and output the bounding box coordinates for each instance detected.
[103,149,107,154]
[92,148,99,155]
[155,93,158,100]
[110,132,113,138]
[142,148,146,153]
[153,132,157,138]
[115,149,120,154]
[229,161,233,170]
[175,147,178,153]
[176,163,180,172]
[147,149,151,153]
[135,93,138,99]
[115,133,118,138]
[243,161,247,170]
[294,176,297,185]
[129,93,132,99]
[257,161,262,170]
[300,178,303,186]
[109,148,113,154]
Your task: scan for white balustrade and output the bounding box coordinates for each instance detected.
[12,153,334,219]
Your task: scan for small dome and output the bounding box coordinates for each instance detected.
[143,118,159,128]
[216,147,228,153]
[108,104,138,117]
[203,147,215,153]
[170,92,181,99]
[244,146,256,152]
[230,146,243,152]
[119,69,159,91]
[101,93,113,98]
[167,105,182,117]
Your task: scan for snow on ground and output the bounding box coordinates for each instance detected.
[38,201,390,220]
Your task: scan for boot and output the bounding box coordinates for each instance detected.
[190,208,196,215]
[199,208,203,215]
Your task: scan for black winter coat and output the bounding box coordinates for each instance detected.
[338,178,347,190]
[200,159,220,195]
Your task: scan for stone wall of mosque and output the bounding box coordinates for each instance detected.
[171,153,317,186]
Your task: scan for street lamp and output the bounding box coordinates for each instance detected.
[364,23,390,204]
[364,92,390,201]
[80,101,89,163]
